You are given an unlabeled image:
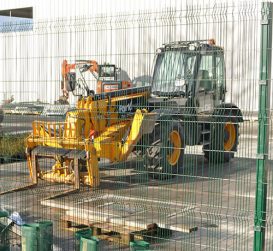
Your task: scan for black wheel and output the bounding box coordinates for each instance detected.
[144,120,185,179]
[203,119,239,163]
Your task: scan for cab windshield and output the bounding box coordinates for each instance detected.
[152,50,196,96]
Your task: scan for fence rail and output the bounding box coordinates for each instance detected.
[0,1,273,250]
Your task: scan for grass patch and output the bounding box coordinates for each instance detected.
[0,134,28,163]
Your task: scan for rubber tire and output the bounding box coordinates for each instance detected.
[144,121,185,179]
[203,118,239,163]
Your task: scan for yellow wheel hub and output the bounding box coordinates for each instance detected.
[224,122,236,151]
[167,130,182,166]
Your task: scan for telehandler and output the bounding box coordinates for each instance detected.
[18,39,243,192]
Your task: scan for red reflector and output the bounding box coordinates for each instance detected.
[89,130,96,139]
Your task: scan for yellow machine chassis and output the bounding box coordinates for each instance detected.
[25,90,156,191]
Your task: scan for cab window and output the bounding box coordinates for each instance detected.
[215,55,225,89]
[197,55,214,92]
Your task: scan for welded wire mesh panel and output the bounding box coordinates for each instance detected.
[0,1,271,250]
[266,112,273,249]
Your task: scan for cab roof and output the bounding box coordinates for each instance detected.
[162,40,223,52]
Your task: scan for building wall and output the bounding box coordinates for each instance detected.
[0,0,236,20]
[0,0,262,111]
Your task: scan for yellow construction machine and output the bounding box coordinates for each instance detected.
[6,39,242,194]
[25,86,155,189]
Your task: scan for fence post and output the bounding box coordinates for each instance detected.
[254,2,273,250]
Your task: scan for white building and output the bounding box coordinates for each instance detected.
[0,0,263,111]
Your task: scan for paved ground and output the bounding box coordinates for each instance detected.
[0,153,272,250]
[0,114,273,250]
[1,114,62,134]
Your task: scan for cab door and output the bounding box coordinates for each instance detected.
[214,53,226,106]
[196,54,215,114]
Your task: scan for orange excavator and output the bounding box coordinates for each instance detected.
[60,59,132,102]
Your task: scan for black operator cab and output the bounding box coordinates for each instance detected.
[151,39,226,114]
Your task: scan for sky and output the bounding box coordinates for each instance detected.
[0,15,33,32]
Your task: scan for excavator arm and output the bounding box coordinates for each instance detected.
[61,59,99,99]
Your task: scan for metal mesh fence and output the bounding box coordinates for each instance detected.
[0,1,272,250]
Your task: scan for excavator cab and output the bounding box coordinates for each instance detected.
[98,64,117,81]
[96,64,132,93]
